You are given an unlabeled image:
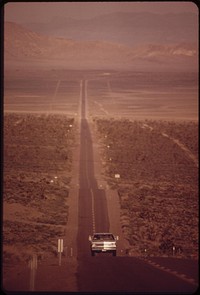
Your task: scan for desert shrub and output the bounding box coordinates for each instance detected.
[3,113,76,263]
[95,118,198,257]
[159,239,175,254]
[149,120,198,158]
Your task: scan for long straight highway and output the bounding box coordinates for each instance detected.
[3,73,198,293]
[75,79,198,293]
[77,79,109,258]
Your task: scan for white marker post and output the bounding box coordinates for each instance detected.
[58,239,63,266]
[172,246,175,256]
[29,254,37,291]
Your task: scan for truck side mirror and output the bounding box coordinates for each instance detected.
[89,236,92,241]
[115,236,119,240]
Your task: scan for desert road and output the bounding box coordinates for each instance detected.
[77,79,110,256]
[3,73,198,293]
[75,79,198,293]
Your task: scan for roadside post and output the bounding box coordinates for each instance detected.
[58,238,63,266]
[29,254,37,291]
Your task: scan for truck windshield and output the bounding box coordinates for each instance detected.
[93,234,114,240]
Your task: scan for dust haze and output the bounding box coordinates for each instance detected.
[3,2,199,292]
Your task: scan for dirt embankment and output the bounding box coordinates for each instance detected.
[94,118,198,258]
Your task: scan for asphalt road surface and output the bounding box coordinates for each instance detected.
[77,79,110,257]
[76,80,198,293]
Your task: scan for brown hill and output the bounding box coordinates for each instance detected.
[23,12,198,46]
[4,22,198,71]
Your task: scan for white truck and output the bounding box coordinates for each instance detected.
[89,233,119,256]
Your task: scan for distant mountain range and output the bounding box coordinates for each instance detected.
[4,18,198,71]
[21,12,198,46]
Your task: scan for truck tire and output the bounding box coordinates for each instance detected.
[112,251,116,256]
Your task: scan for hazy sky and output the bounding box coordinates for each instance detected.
[4,1,198,23]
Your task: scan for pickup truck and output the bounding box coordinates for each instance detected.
[89,233,119,256]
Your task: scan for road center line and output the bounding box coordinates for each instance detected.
[90,188,96,233]
[85,139,90,187]
[85,139,96,233]
[141,258,198,286]
[81,79,96,233]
